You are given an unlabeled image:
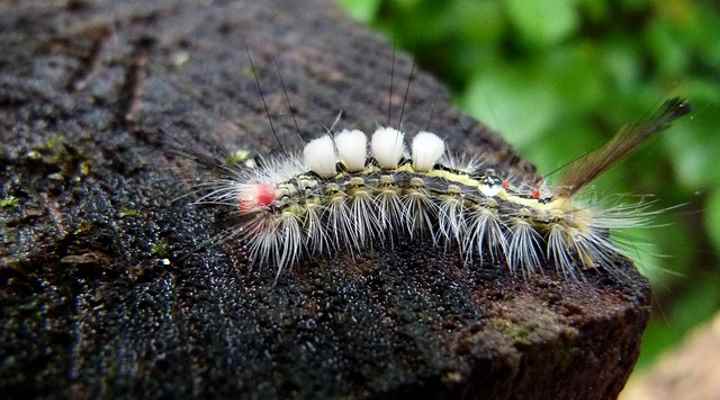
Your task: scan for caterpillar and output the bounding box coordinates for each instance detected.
[193,94,691,281]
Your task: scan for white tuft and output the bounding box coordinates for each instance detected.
[507,219,542,277]
[547,224,578,280]
[441,152,484,174]
[371,127,405,169]
[464,207,507,262]
[334,129,367,171]
[438,196,465,247]
[411,131,445,171]
[303,135,337,178]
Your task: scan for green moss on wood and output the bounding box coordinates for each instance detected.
[0,196,19,210]
[151,240,170,258]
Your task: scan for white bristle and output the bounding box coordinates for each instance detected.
[371,127,405,169]
[334,129,367,171]
[303,135,337,178]
[411,131,445,172]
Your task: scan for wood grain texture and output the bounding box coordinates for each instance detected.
[0,1,650,399]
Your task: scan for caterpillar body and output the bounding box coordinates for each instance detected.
[197,98,690,280]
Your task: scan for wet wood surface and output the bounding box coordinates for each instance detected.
[0,1,650,398]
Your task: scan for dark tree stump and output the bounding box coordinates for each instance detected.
[0,1,650,399]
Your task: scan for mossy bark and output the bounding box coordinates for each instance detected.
[0,0,650,399]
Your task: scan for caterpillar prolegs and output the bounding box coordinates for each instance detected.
[195,98,691,280]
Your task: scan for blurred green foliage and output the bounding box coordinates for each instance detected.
[339,0,720,370]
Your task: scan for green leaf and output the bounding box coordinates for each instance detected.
[690,6,720,66]
[646,20,689,77]
[706,189,720,253]
[505,0,579,47]
[612,228,662,281]
[461,66,561,148]
[601,38,642,93]
[539,43,605,113]
[452,0,505,44]
[637,274,720,369]
[621,0,650,11]
[577,0,607,22]
[662,99,720,189]
[337,0,382,23]
[522,117,600,175]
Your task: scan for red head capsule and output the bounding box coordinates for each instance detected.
[238,183,277,213]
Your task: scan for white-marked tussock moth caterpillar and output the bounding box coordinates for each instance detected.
[188,51,691,282]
